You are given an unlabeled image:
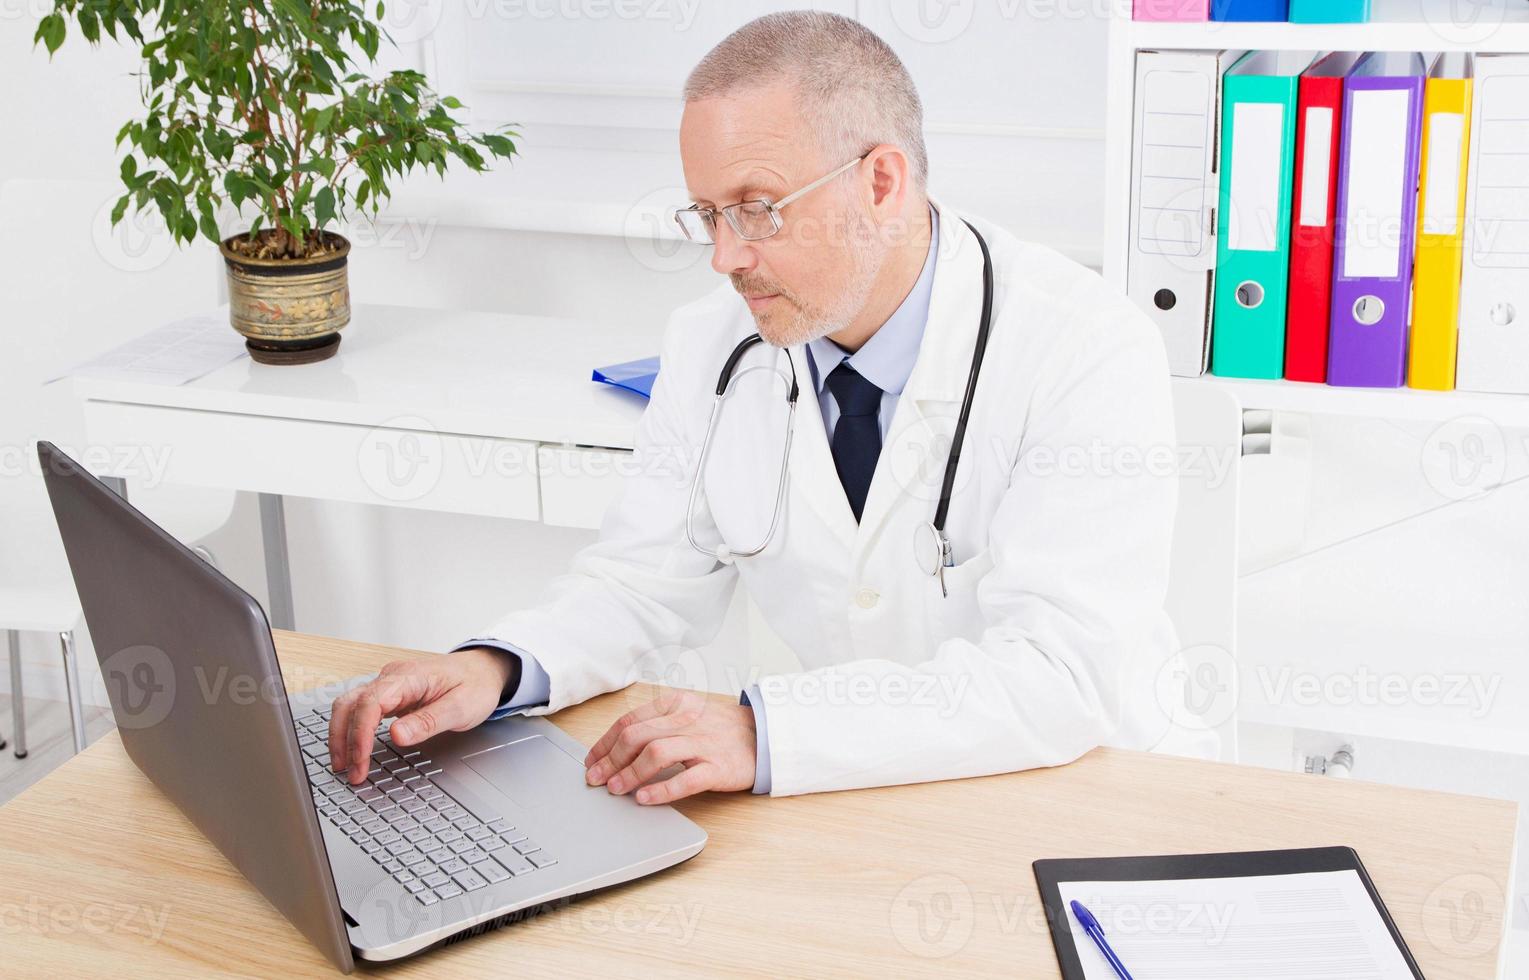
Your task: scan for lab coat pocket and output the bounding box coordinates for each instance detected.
[923,548,994,646]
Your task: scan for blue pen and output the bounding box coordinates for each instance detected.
[1069,900,1134,980]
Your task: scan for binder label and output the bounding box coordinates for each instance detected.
[1137,69,1212,258]
[1228,101,1285,252]
[1343,89,1412,279]
[1472,75,1529,268]
[1422,113,1466,237]
[1298,107,1334,228]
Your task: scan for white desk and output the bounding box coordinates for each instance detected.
[73,304,662,629]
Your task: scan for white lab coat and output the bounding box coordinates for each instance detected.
[478,199,1185,797]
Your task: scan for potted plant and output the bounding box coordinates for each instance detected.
[36,0,518,364]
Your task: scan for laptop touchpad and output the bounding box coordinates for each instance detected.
[461,736,590,809]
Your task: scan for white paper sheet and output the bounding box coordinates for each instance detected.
[49,312,247,387]
[1058,869,1415,979]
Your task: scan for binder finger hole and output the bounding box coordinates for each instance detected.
[1490,302,1516,327]
[1153,288,1177,311]
[1235,281,1264,310]
[1353,295,1385,326]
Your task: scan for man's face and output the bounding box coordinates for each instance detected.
[679,82,883,347]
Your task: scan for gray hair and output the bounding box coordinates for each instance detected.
[683,11,929,190]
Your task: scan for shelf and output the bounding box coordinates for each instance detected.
[1177,375,1529,428]
[1123,1,1529,53]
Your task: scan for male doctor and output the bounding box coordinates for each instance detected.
[329,11,1184,800]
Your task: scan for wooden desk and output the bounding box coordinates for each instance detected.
[0,632,1516,977]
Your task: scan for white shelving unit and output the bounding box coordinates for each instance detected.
[1102,0,1529,424]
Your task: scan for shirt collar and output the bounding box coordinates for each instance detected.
[806,204,939,397]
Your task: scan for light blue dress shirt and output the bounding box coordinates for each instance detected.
[466,206,939,796]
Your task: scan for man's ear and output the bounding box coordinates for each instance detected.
[862,143,911,214]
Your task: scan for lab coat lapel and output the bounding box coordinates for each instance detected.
[856,201,985,550]
[785,343,860,551]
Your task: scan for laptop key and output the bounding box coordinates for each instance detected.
[452,869,488,892]
[381,859,403,874]
[513,839,541,855]
[399,852,427,867]
[448,839,475,855]
[528,852,557,869]
[439,858,469,876]
[434,884,464,900]
[459,849,488,866]
[387,841,414,857]
[400,798,429,814]
[436,829,464,845]
[466,826,492,842]
[373,830,401,845]
[494,852,535,876]
[423,848,452,865]
[475,858,511,884]
[404,880,426,894]
[415,891,440,906]
[403,828,430,844]
[438,806,467,821]
[394,870,416,883]
[486,819,512,834]
[480,838,505,853]
[361,842,382,855]
[422,817,450,833]
[422,871,450,888]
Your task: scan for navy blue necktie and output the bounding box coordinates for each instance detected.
[826,362,884,522]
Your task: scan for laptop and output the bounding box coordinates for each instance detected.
[37,441,707,972]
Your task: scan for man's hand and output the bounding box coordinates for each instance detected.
[327,647,517,784]
[582,689,757,805]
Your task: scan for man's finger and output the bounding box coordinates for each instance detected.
[391,687,476,746]
[606,736,698,796]
[634,761,718,805]
[583,698,672,768]
[328,688,359,773]
[343,674,422,783]
[586,713,688,786]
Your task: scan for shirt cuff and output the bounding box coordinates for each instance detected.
[451,639,551,720]
[739,684,772,795]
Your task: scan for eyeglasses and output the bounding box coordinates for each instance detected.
[672,155,867,245]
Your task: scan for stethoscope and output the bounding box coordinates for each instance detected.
[685,220,994,599]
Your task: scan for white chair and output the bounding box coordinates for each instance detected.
[1,588,87,757]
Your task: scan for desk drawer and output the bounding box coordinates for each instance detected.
[83,401,540,521]
[536,445,630,529]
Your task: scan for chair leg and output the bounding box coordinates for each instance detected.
[60,631,87,755]
[8,630,25,758]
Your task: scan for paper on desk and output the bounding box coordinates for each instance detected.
[47,313,248,387]
[1059,870,1415,979]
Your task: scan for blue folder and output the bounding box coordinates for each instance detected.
[592,356,659,399]
[1211,0,1288,19]
[1288,0,1367,21]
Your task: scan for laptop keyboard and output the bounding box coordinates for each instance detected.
[295,705,557,906]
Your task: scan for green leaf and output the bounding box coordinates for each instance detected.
[37,13,66,54]
[110,194,130,226]
[315,186,335,227]
[120,155,137,182]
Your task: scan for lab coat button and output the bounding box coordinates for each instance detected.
[854,588,879,609]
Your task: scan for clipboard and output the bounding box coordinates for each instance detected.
[1034,846,1424,979]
